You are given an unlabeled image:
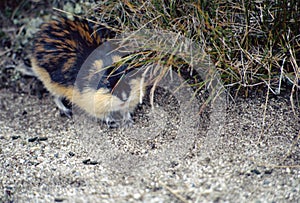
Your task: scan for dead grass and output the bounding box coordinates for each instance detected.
[1,0,299,104]
[90,1,299,100]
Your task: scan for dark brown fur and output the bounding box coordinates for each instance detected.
[31,17,145,126]
[32,17,115,86]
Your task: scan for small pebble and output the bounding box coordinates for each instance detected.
[264,169,273,175]
[37,137,48,141]
[82,159,99,165]
[68,151,75,157]
[28,137,38,142]
[54,197,65,202]
[28,137,48,142]
[11,135,21,140]
[89,161,99,165]
[251,169,261,175]
[170,161,179,168]
[133,193,141,199]
[204,157,211,163]
[82,159,91,164]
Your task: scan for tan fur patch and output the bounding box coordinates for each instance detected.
[76,88,124,119]
[92,59,104,72]
[112,55,122,63]
[83,59,105,81]
[62,55,77,72]
[31,57,129,119]
[31,57,74,100]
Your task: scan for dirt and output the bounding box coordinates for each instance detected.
[1,1,300,202]
[0,79,300,202]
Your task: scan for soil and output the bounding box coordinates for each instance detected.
[1,82,299,203]
[1,1,300,203]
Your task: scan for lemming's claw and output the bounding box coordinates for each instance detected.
[122,112,133,128]
[60,108,73,118]
[105,116,119,128]
[54,96,72,118]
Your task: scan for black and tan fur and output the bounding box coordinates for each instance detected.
[31,17,145,127]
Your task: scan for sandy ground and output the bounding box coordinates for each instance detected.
[0,84,299,202]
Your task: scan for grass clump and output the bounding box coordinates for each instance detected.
[1,0,299,103]
[90,0,299,100]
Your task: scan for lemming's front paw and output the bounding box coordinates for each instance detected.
[104,112,133,128]
[105,116,119,128]
[60,108,73,118]
[122,112,134,128]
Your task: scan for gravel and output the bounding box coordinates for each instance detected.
[0,87,299,202]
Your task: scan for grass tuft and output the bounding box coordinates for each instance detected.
[89,0,299,103]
